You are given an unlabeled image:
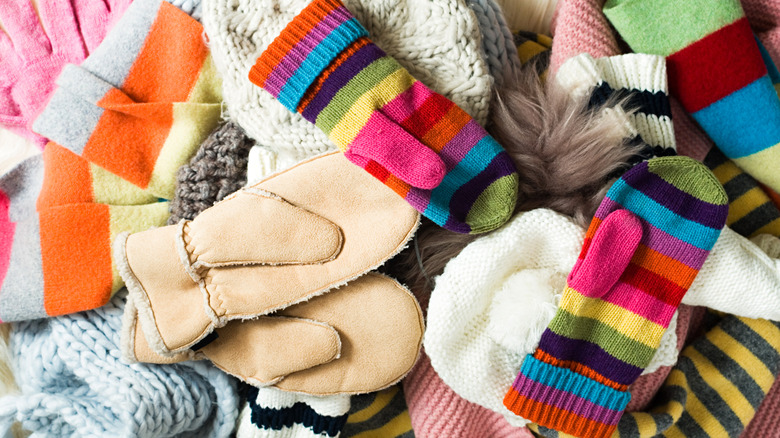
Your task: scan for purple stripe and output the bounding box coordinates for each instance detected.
[538,330,642,386]
[446,151,517,229]
[594,197,710,269]
[511,374,623,425]
[300,43,386,122]
[622,162,728,229]
[438,120,485,170]
[404,187,432,213]
[264,6,353,96]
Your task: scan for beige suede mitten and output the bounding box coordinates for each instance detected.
[124,273,425,395]
[115,151,420,357]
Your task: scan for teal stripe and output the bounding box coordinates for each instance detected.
[608,179,721,250]
[423,135,496,224]
[277,18,367,111]
[520,355,630,411]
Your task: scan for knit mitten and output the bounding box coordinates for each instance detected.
[504,157,728,438]
[236,385,350,438]
[249,0,519,234]
[32,0,223,200]
[556,53,676,164]
[604,0,780,193]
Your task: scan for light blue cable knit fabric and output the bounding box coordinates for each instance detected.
[465,0,520,86]
[169,0,202,20]
[0,291,239,437]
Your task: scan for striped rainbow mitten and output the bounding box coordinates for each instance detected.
[603,0,780,193]
[503,156,728,438]
[248,0,519,234]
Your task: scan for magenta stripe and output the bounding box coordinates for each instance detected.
[599,282,677,327]
[511,374,622,425]
[405,187,432,212]
[594,198,709,269]
[381,81,433,123]
[264,6,352,95]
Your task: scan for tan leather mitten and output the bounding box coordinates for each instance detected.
[115,151,420,357]
[124,273,424,395]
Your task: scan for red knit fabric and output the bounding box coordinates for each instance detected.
[403,351,533,438]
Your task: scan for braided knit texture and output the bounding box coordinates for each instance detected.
[202,0,491,169]
[169,121,255,224]
[465,0,521,86]
[0,292,239,437]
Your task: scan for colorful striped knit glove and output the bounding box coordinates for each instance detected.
[503,156,729,438]
[248,0,519,234]
[603,0,780,194]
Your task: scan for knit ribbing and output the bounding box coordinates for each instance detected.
[549,0,619,73]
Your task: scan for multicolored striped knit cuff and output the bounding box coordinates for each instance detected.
[248,0,368,112]
[604,0,780,193]
[504,355,630,438]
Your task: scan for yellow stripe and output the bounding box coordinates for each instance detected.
[349,410,412,438]
[774,83,780,97]
[753,216,780,237]
[709,162,741,185]
[685,386,730,437]
[187,54,223,104]
[346,386,398,423]
[734,144,780,194]
[726,186,773,226]
[740,317,780,347]
[686,348,755,425]
[560,288,665,349]
[329,69,414,146]
[90,163,159,205]
[517,40,548,64]
[705,327,775,390]
[629,412,659,436]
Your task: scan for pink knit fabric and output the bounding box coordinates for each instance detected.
[549,0,620,73]
[403,351,533,438]
[742,372,780,438]
[743,0,780,65]
[671,99,715,161]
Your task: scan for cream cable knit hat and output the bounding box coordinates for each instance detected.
[424,208,780,425]
[202,0,492,171]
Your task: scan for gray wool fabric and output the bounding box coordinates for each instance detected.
[168,121,255,224]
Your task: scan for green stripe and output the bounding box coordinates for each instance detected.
[548,310,657,367]
[646,157,728,205]
[315,56,402,134]
[603,0,744,57]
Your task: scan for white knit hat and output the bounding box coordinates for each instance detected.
[423,208,681,426]
[202,0,492,171]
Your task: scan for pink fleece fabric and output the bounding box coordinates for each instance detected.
[744,0,780,65]
[403,350,534,438]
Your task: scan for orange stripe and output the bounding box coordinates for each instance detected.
[249,0,342,88]
[503,389,616,437]
[631,244,698,289]
[759,182,780,211]
[384,174,410,198]
[421,104,472,153]
[534,350,628,391]
[40,204,113,316]
[296,37,370,112]
[83,2,208,189]
[38,143,94,208]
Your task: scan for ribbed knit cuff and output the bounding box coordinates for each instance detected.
[504,355,630,438]
[248,0,367,112]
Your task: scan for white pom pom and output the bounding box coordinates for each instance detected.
[487,268,563,353]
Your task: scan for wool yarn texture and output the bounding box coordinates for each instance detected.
[423,208,682,427]
[0,291,239,437]
[169,121,255,224]
[548,0,618,74]
[0,0,133,148]
[464,0,521,86]
[236,385,350,438]
[32,0,224,201]
[504,157,729,438]
[603,0,780,193]
[202,0,492,173]
[248,0,519,234]
[556,53,676,157]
